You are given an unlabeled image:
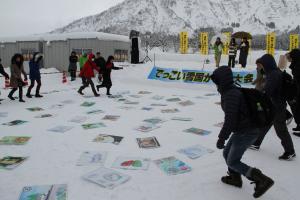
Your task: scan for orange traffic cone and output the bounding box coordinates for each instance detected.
[4,79,10,89]
[62,71,67,83]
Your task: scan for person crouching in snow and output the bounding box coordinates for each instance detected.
[211,66,274,198]
[96,56,123,95]
[8,54,27,102]
[26,52,43,98]
[78,54,100,97]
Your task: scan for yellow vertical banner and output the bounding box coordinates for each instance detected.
[200,32,209,55]
[222,32,231,55]
[290,34,299,51]
[266,33,276,56]
[180,32,188,54]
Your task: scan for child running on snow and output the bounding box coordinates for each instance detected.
[78,54,100,97]
[26,52,44,98]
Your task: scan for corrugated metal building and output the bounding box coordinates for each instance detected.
[0,32,131,72]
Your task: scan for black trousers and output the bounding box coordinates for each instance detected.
[288,94,300,125]
[254,108,295,153]
[27,79,41,95]
[79,78,97,95]
[70,70,76,80]
[9,86,23,100]
[228,56,236,68]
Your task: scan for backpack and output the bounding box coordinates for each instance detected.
[239,88,275,128]
[282,70,297,101]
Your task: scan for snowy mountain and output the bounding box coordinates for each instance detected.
[52,0,300,35]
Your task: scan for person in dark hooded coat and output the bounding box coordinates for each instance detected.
[96,56,123,95]
[286,49,300,135]
[68,51,78,81]
[211,66,274,199]
[8,54,27,102]
[238,38,249,68]
[26,52,43,98]
[251,54,296,160]
[0,58,9,104]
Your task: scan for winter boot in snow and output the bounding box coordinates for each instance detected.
[35,94,43,98]
[78,88,84,96]
[250,168,274,198]
[26,93,33,98]
[106,87,112,96]
[8,89,16,100]
[221,171,243,188]
[278,152,296,161]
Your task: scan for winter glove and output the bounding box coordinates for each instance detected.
[216,138,225,149]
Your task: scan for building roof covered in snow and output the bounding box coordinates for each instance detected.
[0,32,130,43]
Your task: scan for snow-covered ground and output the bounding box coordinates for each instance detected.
[0,51,299,200]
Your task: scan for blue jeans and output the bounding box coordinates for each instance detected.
[223,130,259,177]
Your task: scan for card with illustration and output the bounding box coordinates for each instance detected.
[178,100,195,106]
[178,145,215,159]
[136,123,160,132]
[61,100,75,104]
[136,137,160,149]
[129,95,142,99]
[49,104,64,109]
[142,107,154,111]
[0,136,31,145]
[151,95,164,100]
[124,100,139,105]
[86,110,104,115]
[184,128,211,136]
[0,156,27,170]
[0,112,8,118]
[83,167,131,189]
[48,126,73,133]
[117,98,127,102]
[81,102,96,107]
[161,108,180,113]
[102,115,120,121]
[69,116,88,123]
[116,91,130,95]
[77,151,107,166]
[108,95,123,99]
[19,184,67,200]
[154,156,192,176]
[150,103,168,107]
[35,114,54,118]
[112,157,151,170]
[214,122,224,128]
[166,98,181,102]
[171,117,193,121]
[82,123,106,130]
[26,107,44,112]
[2,120,28,126]
[93,134,124,145]
[143,117,166,124]
[118,106,135,110]
[138,91,152,95]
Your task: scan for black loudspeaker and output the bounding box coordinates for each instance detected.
[131,37,139,64]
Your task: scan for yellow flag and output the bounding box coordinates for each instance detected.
[200,32,209,55]
[290,34,299,51]
[222,32,231,55]
[180,32,189,54]
[266,33,276,56]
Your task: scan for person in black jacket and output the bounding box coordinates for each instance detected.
[0,58,10,103]
[228,38,237,68]
[68,51,78,81]
[239,38,249,68]
[94,52,106,82]
[26,52,43,98]
[211,66,273,199]
[286,49,300,135]
[96,56,123,95]
[251,54,296,160]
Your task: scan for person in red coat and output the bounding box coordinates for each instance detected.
[78,54,100,97]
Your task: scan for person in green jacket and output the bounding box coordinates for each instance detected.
[79,53,88,84]
[213,37,224,68]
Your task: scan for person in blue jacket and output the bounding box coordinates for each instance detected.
[26,52,43,98]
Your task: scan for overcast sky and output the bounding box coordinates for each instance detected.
[0,0,124,37]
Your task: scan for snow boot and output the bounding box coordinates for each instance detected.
[278,152,296,161]
[26,93,33,98]
[221,171,243,188]
[35,94,43,98]
[250,168,274,198]
[249,145,260,151]
[106,87,112,96]
[19,99,25,103]
[77,89,84,96]
[292,125,300,132]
